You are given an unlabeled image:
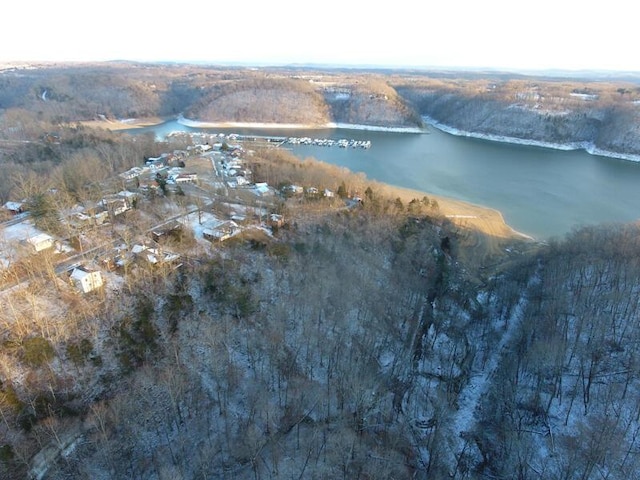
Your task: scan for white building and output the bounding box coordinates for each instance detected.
[253,182,272,196]
[26,233,55,252]
[203,220,240,242]
[3,201,24,215]
[70,267,104,293]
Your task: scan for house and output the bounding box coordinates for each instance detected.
[268,214,285,228]
[68,212,92,230]
[100,196,130,216]
[69,266,104,293]
[203,220,240,242]
[131,244,181,266]
[150,221,183,243]
[3,201,25,215]
[235,175,250,186]
[93,210,110,225]
[253,182,272,196]
[174,173,198,184]
[138,178,159,193]
[26,233,55,253]
[224,161,244,172]
[119,166,147,180]
[191,144,212,154]
[231,213,247,223]
[117,190,139,206]
[82,203,110,225]
[283,184,303,196]
[145,153,170,167]
[323,189,335,198]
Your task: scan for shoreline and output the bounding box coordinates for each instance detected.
[77,116,170,131]
[176,115,426,133]
[371,181,535,242]
[85,116,426,134]
[421,115,640,163]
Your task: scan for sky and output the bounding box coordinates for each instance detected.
[2,0,638,73]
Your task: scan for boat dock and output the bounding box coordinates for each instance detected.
[168,131,371,149]
[285,137,371,149]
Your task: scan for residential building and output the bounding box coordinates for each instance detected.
[203,220,240,242]
[26,233,55,253]
[70,266,104,293]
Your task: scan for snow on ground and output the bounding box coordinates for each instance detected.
[446,267,541,469]
[1,219,43,243]
[180,210,223,246]
[177,115,425,134]
[422,115,640,163]
[327,122,424,133]
[0,220,49,267]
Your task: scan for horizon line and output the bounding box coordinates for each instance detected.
[2,59,640,78]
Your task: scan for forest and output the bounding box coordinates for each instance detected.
[0,63,639,479]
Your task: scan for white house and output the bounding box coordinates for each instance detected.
[117,190,139,205]
[70,266,104,293]
[3,201,24,215]
[131,244,180,265]
[203,220,240,242]
[235,175,250,186]
[174,173,198,184]
[269,214,285,228]
[119,166,147,180]
[253,182,272,196]
[99,197,130,216]
[26,233,55,252]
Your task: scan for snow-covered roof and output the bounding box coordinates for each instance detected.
[131,244,147,254]
[70,267,92,280]
[118,190,138,199]
[3,201,23,211]
[26,233,54,246]
[131,244,180,264]
[254,183,270,195]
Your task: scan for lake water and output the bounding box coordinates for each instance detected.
[129,120,640,240]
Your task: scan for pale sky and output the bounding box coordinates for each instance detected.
[2,0,637,72]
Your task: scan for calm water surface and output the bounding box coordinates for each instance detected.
[131,121,640,240]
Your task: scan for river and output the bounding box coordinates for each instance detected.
[127,120,640,240]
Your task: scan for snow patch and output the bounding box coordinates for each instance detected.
[177,115,425,134]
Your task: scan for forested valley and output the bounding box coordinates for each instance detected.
[0,63,639,479]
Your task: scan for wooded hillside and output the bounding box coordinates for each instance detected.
[395,75,640,155]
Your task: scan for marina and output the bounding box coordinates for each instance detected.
[166,130,371,149]
[285,137,371,148]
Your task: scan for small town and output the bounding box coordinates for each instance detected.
[0,133,345,297]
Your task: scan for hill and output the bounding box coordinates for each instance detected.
[394,74,640,158]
